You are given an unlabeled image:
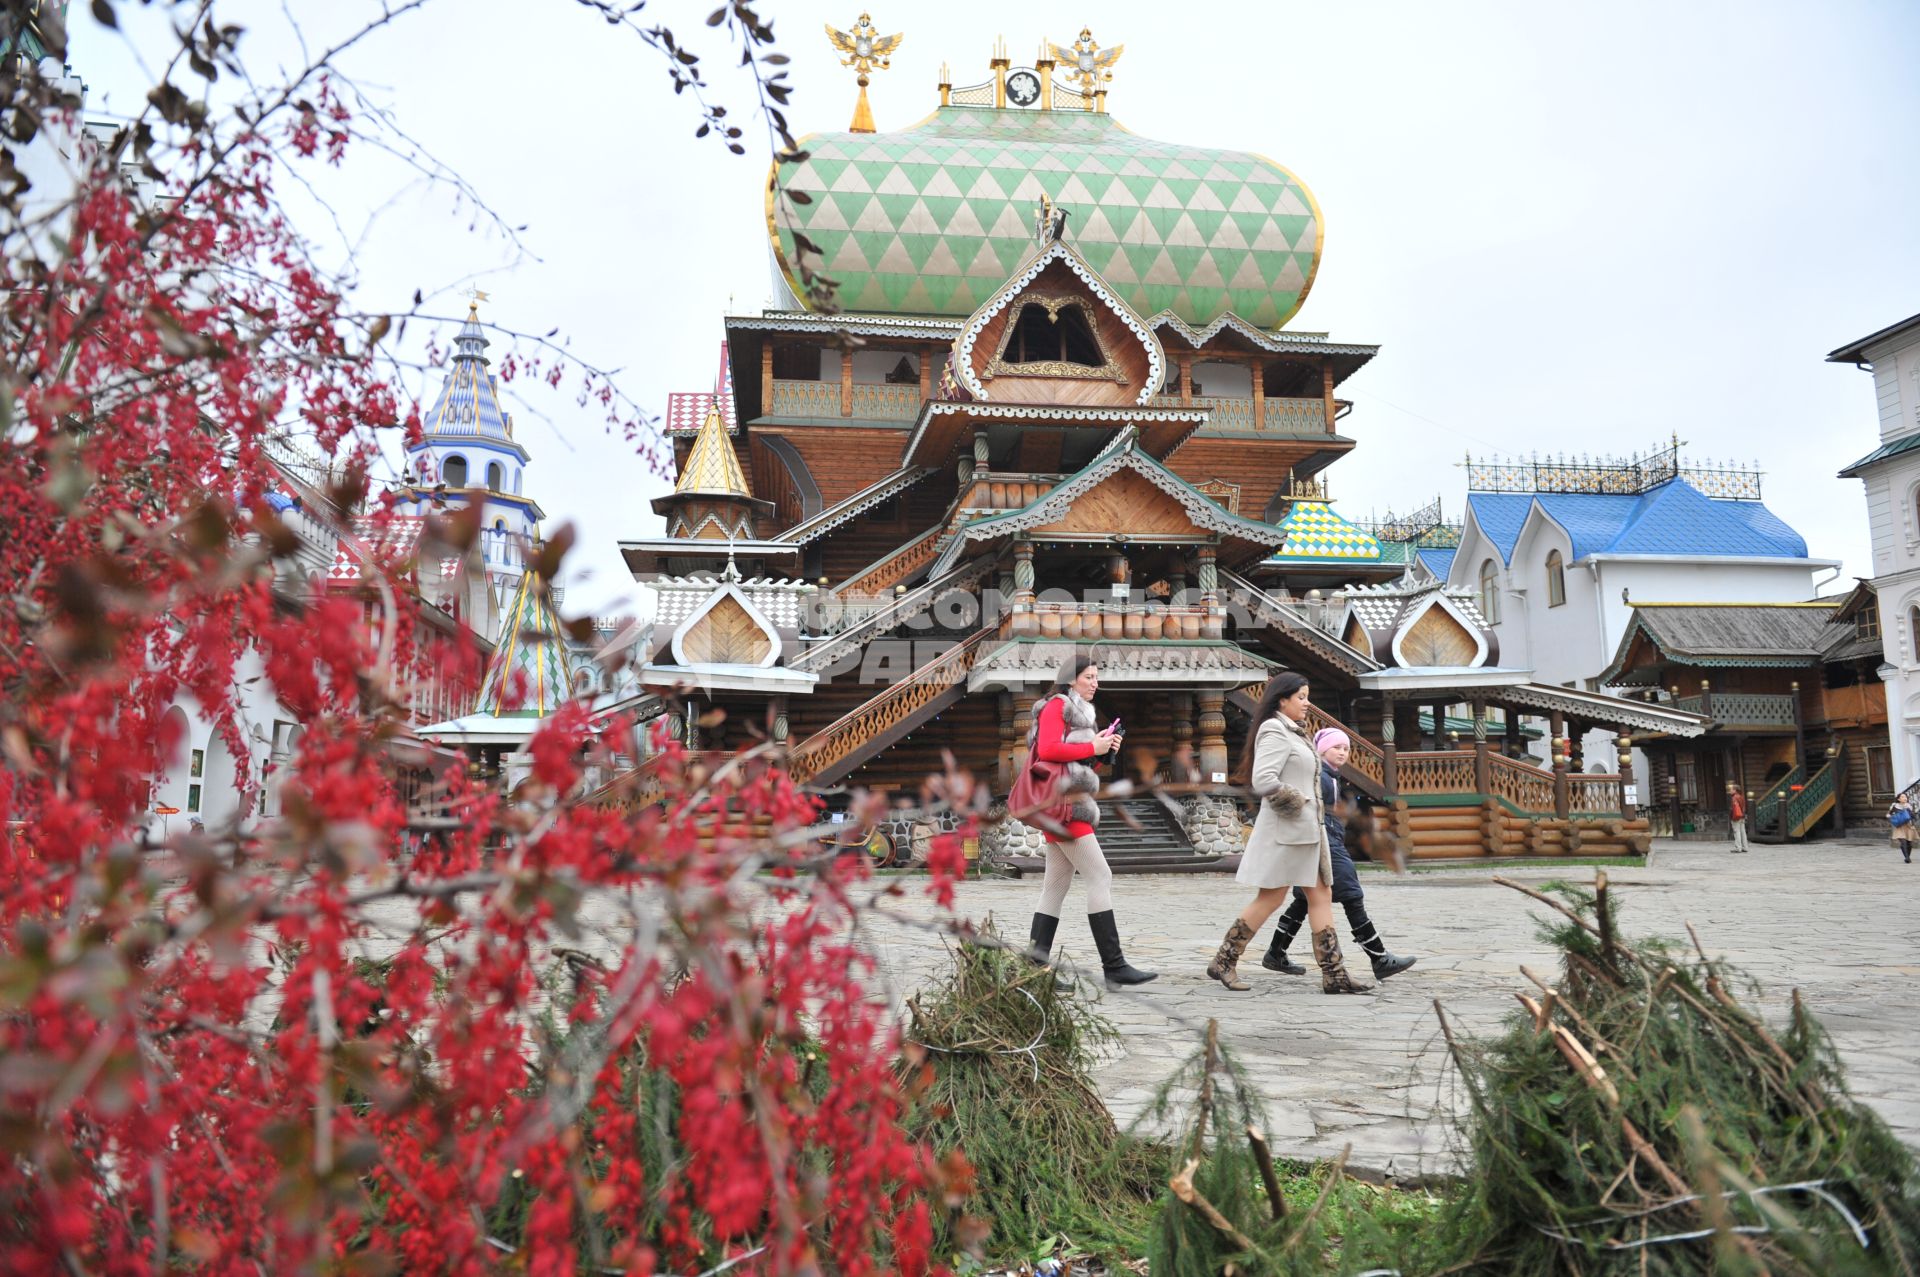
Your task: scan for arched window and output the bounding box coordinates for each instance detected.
[486,461,504,491]
[1479,559,1501,624]
[1002,301,1103,367]
[442,454,468,488]
[1910,605,1920,656]
[1546,550,1567,608]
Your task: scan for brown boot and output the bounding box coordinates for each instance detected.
[1312,926,1373,995]
[1207,919,1256,991]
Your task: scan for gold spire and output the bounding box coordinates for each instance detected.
[676,396,752,498]
[825,12,902,133]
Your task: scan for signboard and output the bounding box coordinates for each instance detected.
[1210,772,1227,784]
[1623,785,1638,806]
[153,805,180,815]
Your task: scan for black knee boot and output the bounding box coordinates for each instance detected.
[1088,910,1158,987]
[1262,896,1308,974]
[1026,912,1060,963]
[1343,899,1415,980]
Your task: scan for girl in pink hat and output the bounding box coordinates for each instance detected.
[1258,726,1416,982]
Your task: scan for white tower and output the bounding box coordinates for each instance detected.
[398,296,545,607]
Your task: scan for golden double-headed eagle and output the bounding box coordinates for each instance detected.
[824,13,903,87]
[1050,28,1123,97]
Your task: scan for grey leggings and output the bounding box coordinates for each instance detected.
[1034,834,1115,915]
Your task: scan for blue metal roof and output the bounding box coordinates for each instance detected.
[1466,480,1808,566]
[1416,547,1457,579]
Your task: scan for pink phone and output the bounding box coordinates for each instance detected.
[1106,718,1123,735]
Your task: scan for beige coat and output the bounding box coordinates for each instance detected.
[1236,714,1333,890]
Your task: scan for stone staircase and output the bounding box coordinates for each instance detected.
[1000,794,1242,876]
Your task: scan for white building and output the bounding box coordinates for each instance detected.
[1835,310,1920,787]
[1445,448,1837,770]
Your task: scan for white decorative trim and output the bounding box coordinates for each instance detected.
[953,241,1165,407]
[728,311,965,337]
[1389,592,1492,670]
[775,466,939,545]
[925,402,1205,423]
[959,448,1284,546]
[1146,309,1380,358]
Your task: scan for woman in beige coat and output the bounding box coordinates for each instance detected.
[1204,672,1370,994]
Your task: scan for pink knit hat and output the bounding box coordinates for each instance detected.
[1312,727,1351,756]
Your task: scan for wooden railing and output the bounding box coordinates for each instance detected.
[1488,753,1555,813]
[793,559,998,675]
[960,475,1059,511]
[1395,750,1477,795]
[1147,394,1330,433]
[768,379,842,418]
[1674,692,1796,728]
[1751,763,1805,836]
[849,383,922,421]
[836,525,943,597]
[1786,759,1839,837]
[788,628,996,784]
[1569,773,1624,816]
[1302,703,1384,789]
[768,379,924,422]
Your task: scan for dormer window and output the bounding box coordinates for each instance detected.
[1856,597,1880,640]
[984,294,1125,382]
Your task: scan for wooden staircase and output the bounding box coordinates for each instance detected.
[786,627,998,788]
[1784,758,1840,839]
[1001,795,1241,876]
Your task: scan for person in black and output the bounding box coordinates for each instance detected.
[1261,727,1416,980]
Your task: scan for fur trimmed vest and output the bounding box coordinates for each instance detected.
[1027,691,1102,828]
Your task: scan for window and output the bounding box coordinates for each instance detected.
[1866,743,1895,799]
[190,747,204,779]
[1546,549,1566,607]
[1478,559,1500,624]
[187,783,202,813]
[1674,754,1699,803]
[486,461,504,490]
[1911,605,1920,655]
[1004,301,1102,366]
[442,454,468,487]
[1857,596,1881,640]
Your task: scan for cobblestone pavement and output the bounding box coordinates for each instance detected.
[857,838,1920,1181]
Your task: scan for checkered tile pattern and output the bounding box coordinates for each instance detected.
[773,109,1320,329]
[1272,501,1381,561]
[665,342,737,435]
[327,516,427,584]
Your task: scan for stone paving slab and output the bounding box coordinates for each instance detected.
[857,838,1920,1180]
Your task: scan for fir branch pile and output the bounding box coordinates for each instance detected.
[1429,872,1920,1275]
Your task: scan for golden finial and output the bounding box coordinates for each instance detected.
[1050,28,1123,110]
[825,12,903,134]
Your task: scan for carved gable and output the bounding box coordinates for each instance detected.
[1394,595,1489,668]
[953,242,1164,408]
[1030,468,1207,539]
[667,585,782,668]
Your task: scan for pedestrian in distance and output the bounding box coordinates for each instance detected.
[1890,791,1914,864]
[1261,727,1416,981]
[1018,650,1158,988]
[1728,784,1749,854]
[1204,672,1370,995]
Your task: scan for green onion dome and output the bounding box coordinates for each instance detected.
[769,106,1323,331]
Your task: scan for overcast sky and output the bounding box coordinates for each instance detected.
[74,1,1920,617]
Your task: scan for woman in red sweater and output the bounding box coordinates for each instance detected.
[1022,652,1158,987]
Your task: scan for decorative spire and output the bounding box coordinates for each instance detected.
[825,12,902,133]
[425,287,511,438]
[478,569,575,718]
[1050,28,1122,111]
[675,396,752,498]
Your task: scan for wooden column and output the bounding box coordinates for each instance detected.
[1790,679,1807,772]
[1251,359,1266,430]
[1699,677,1713,723]
[1171,692,1196,783]
[760,343,774,410]
[1505,710,1522,759]
[1012,539,1036,636]
[1430,701,1447,750]
[1011,692,1038,784]
[918,345,933,401]
[1568,726,1585,774]
[1550,710,1570,819]
[1321,360,1336,433]
[1178,352,1194,406]
[1828,742,1847,837]
[1381,696,1399,797]
[1196,689,1229,784]
[1668,752,1683,836]
[770,696,789,746]
[1471,699,1490,796]
[1615,730,1636,819]
[839,347,853,417]
[996,691,1017,792]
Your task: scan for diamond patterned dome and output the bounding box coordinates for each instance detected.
[769,107,1322,330]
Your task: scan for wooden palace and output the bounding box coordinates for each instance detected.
[603,24,1707,861]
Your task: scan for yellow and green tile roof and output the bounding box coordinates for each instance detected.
[1270,502,1382,561]
[771,108,1322,330]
